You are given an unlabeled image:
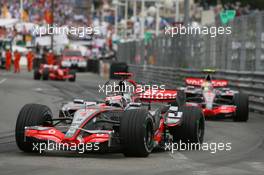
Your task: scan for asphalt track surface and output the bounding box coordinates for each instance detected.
[0,70,264,175]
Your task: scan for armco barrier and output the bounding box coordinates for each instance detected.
[129,64,264,113]
[87,59,99,73]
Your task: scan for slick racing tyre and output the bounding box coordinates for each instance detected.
[120,109,154,157]
[233,93,249,122]
[69,70,76,82]
[15,104,53,152]
[173,106,205,144]
[170,90,186,107]
[34,70,41,80]
[42,68,49,80]
[176,90,186,107]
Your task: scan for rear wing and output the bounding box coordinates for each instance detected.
[185,78,228,87]
[113,72,133,80]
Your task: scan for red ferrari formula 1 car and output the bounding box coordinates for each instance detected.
[15,73,204,157]
[179,71,249,122]
[34,64,76,82]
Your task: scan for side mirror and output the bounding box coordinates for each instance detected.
[73,99,84,104]
[169,106,178,112]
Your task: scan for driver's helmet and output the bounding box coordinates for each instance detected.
[117,80,133,93]
[115,80,126,93]
[202,74,213,91]
[105,95,127,108]
[202,81,213,91]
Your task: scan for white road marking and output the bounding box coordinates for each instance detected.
[249,162,264,171]
[0,78,7,84]
[33,88,59,92]
[168,151,188,160]
[34,88,43,92]
[192,170,209,175]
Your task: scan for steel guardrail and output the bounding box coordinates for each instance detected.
[128,64,264,113]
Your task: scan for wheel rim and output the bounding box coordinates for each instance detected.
[145,121,153,151]
[197,117,204,143]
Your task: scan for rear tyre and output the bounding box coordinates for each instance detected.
[173,106,204,145]
[34,70,41,80]
[42,68,49,80]
[120,109,154,157]
[78,68,86,72]
[233,93,249,122]
[176,90,186,107]
[170,90,186,107]
[15,104,53,152]
[69,70,76,82]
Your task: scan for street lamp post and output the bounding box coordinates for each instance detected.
[51,0,54,51]
[125,0,128,38]
[133,1,137,17]
[141,0,145,38]
[133,0,137,38]
[184,0,190,25]
[175,0,179,22]
[20,0,23,20]
[156,3,160,36]
[113,0,119,35]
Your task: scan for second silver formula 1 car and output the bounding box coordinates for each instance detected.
[179,71,248,122]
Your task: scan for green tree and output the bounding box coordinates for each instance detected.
[196,0,264,9]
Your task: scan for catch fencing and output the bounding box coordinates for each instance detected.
[129,65,264,113]
[117,12,264,113]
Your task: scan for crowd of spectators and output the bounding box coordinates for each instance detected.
[222,2,252,16]
[0,0,74,26]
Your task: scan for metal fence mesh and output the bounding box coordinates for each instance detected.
[117,12,264,72]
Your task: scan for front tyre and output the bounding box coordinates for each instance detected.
[42,68,49,80]
[169,90,186,107]
[15,104,53,152]
[233,93,249,122]
[69,70,76,82]
[173,106,205,144]
[120,109,154,157]
[33,70,41,80]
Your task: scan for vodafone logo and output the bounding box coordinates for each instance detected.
[186,78,204,86]
[48,129,56,134]
[186,78,228,87]
[211,80,228,87]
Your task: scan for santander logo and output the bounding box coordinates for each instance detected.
[186,78,228,87]
[140,89,177,99]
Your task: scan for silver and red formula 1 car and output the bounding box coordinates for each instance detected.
[179,70,248,122]
[15,73,205,157]
[34,64,76,82]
